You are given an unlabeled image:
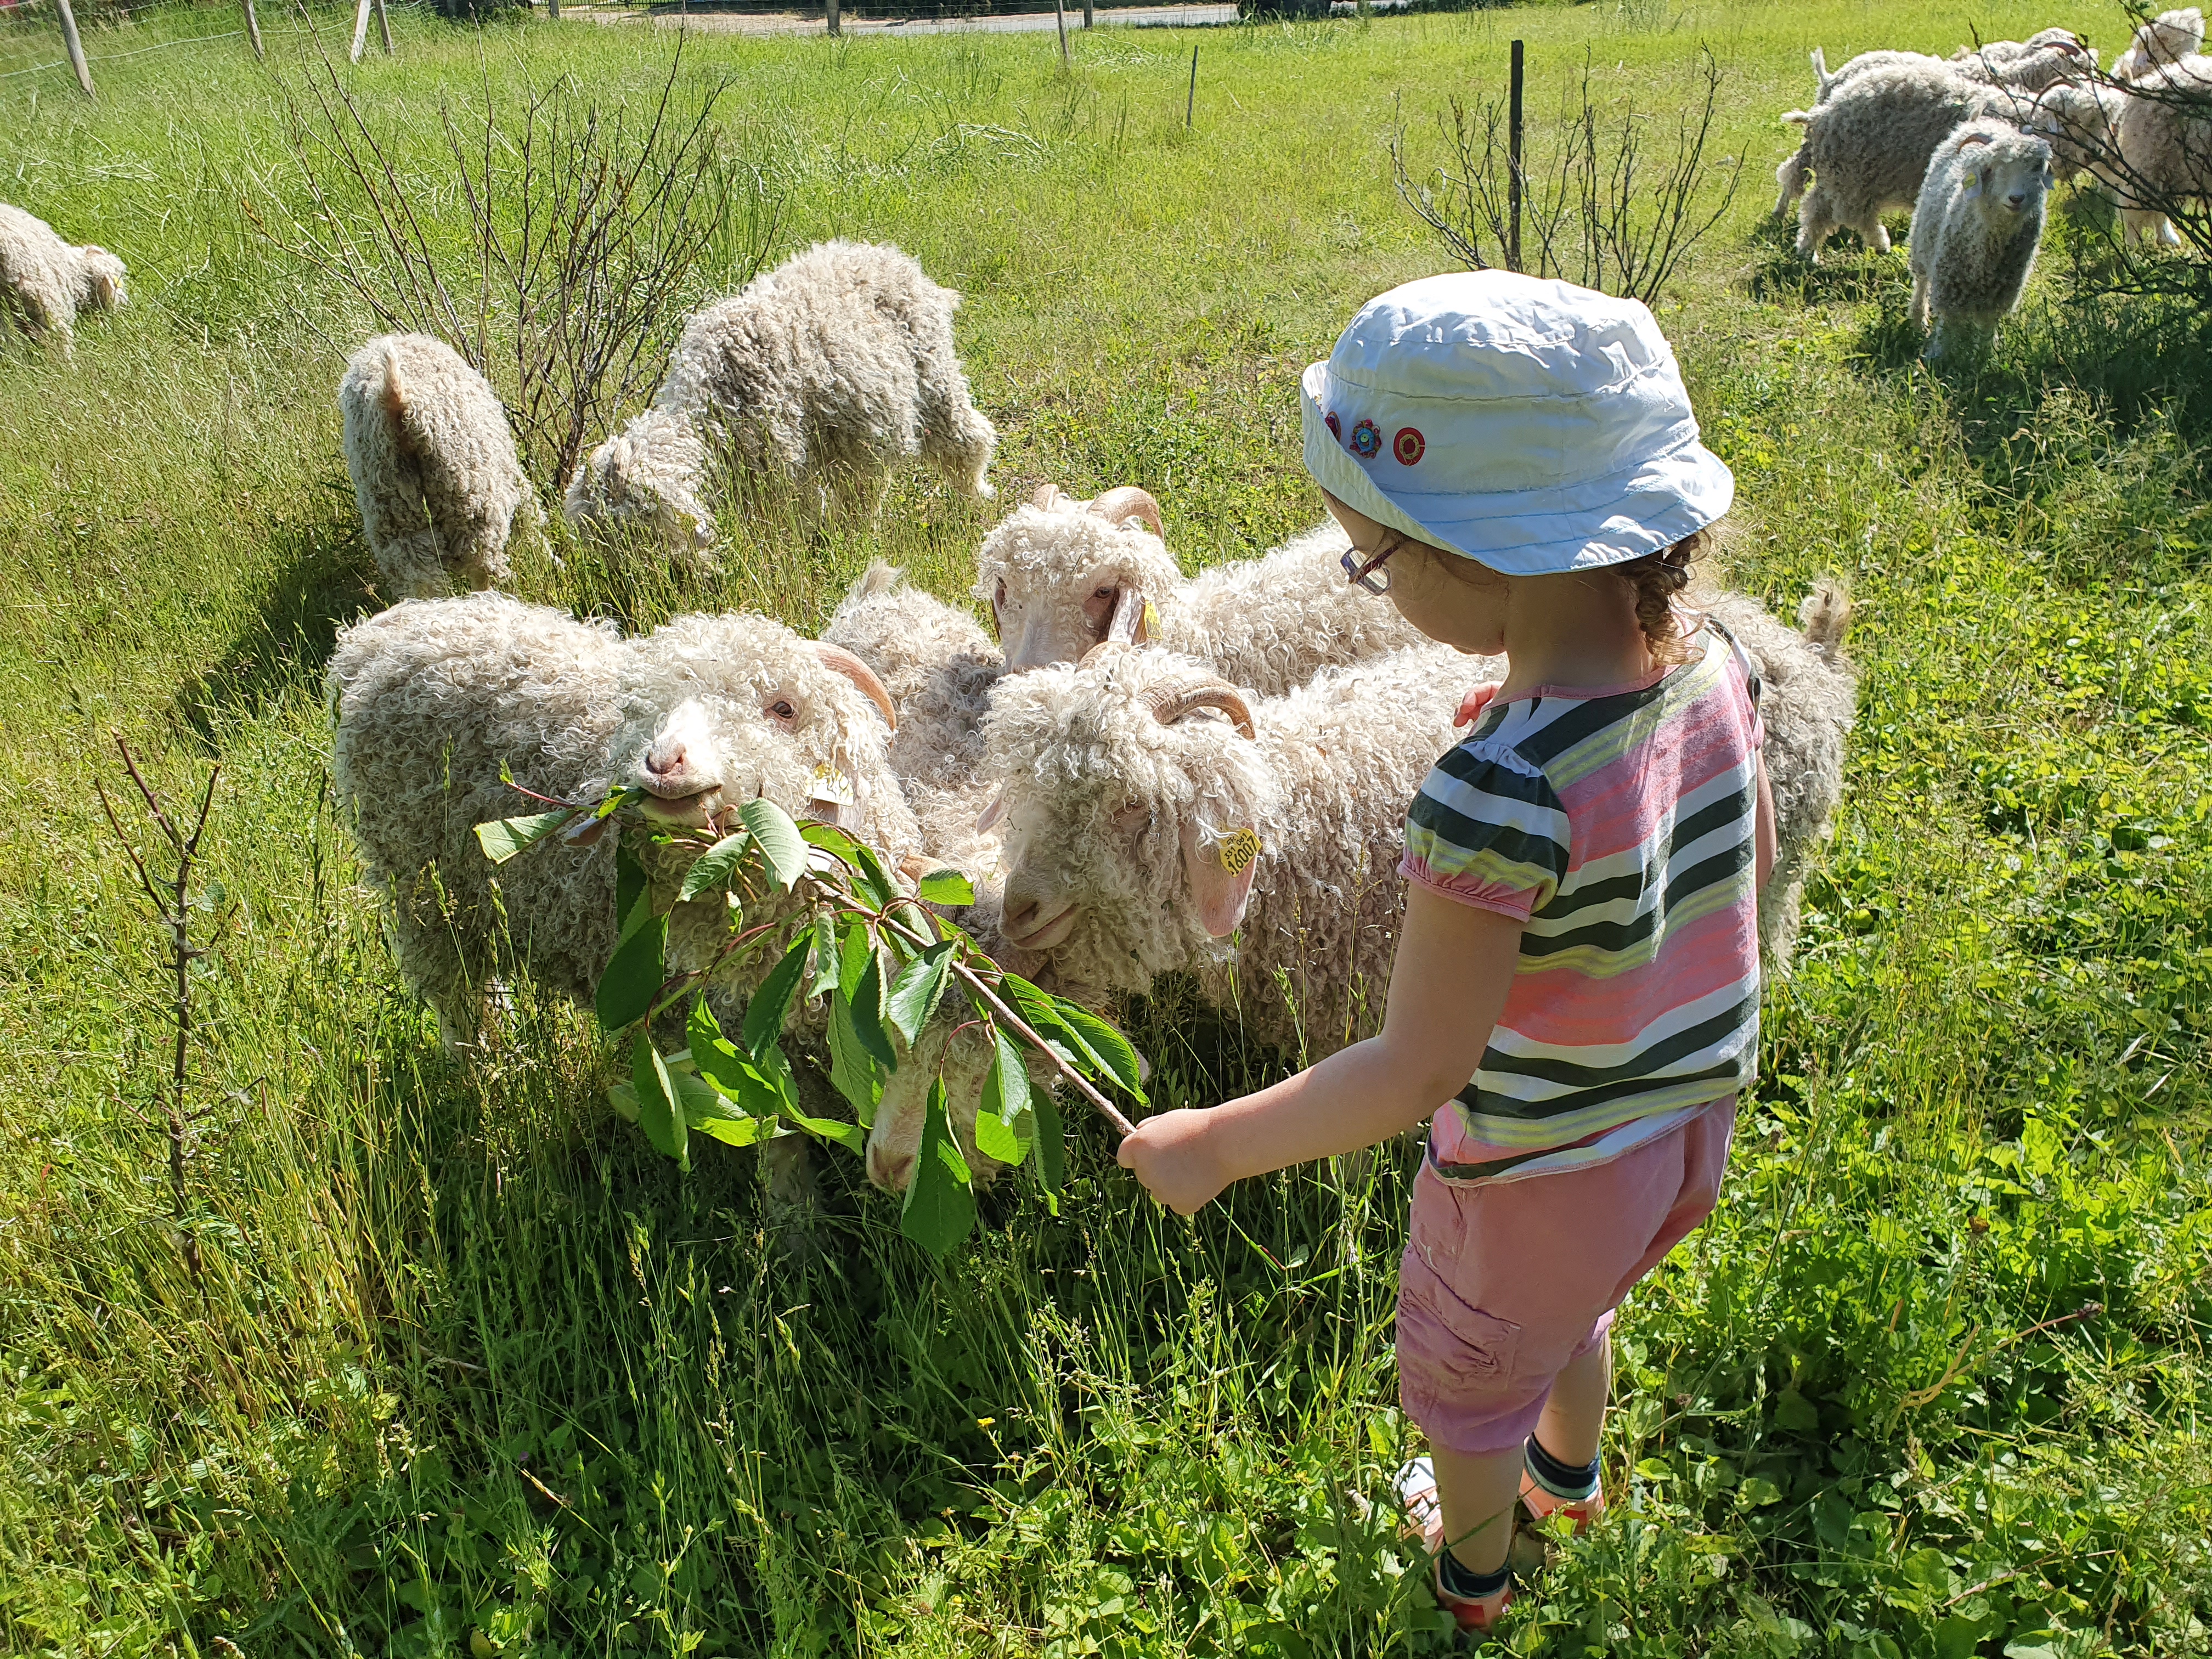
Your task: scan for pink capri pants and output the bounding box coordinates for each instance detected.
[1396,1097,1737,1456]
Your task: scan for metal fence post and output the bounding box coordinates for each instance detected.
[242,0,265,59]
[1508,38,1525,273]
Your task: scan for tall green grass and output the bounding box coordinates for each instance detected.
[3,1,2209,1654]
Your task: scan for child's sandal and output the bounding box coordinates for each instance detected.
[1393,1456,1516,1632]
[1519,1439,1606,1534]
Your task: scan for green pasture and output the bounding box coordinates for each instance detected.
[3,0,2210,1651]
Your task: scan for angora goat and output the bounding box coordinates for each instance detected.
[2029,80,2129,186]
[1948,29,2097,94]
[338,334,537,600]
[1909,121,2055,359]
[565,241,997,555]
[1778,61,2018,258]
[2113,8,2205,81]
[329,592,915,1052]
[980,487,1424,693]
[0,202,125,355]
[2114,53,2212,245]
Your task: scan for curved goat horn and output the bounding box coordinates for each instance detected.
[1029,482,1075,512]
[1150,679,1256,741]
[810,641,898,731]
[1086,487,1165,538]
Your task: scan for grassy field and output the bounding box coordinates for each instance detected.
[4,0,2212,1652]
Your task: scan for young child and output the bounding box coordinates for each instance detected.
[1118,271,1774,1630]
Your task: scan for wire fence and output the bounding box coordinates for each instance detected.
[0,0,442,88]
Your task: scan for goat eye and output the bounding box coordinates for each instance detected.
[994,579,1007,612]
[768,699,796,723]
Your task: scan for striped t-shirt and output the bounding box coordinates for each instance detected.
[1399,622,1763,1178]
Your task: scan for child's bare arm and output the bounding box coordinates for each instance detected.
[1118,886,1523,1215]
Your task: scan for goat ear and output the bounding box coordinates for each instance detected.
[1104,586,1149,646]
[1181,819,1259,939]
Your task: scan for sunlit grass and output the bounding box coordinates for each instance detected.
[2,0,2209,1652]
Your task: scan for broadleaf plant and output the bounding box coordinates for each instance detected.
[476,782,1148,1255]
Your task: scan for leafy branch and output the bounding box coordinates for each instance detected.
[476,789,1144,1257]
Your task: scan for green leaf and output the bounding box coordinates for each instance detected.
[847,839,897,907]
[1032,1088,1065,1214]
[691,1035,782,1119]
[778,1101,866,1154]
[838,919,874,999]
[972,1103,1030,1167]
[737,797,808,890]
[900,1080,977,1259]
[687,992,727,1060]
[675,831,751,903]
[674,1071,774,1147]
[827,995,883,1124]
[914,867,977,907]
[597,907,669,1032]
[798,820,864,868]
[845,947,898,1069]
[607,1081,640,1123]
[972,1024,1032,1169]
[885,940,956,1046]
[742,937,811,1056]
[631,1031,687,1172]
[616,835,650,934]
[806,912,839,1003]
[1001,974,1146,1103]
[1774,1389,1820,1432]
[475,807,577,864]
[1050,998,1147,1103]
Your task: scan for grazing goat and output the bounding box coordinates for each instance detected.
[338,334,537,599]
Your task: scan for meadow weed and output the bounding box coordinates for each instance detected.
[2,0,2209,1653]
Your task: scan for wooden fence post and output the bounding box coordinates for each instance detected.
[54,0,95,97]
[242,0,265,59]
[1053,0,1067,64]
[547,0,561,19]
[1508,38,1525,273]
[350,0,374,60]
[827,0,839,33]
[374,0,394,53]
[1082,0,1092,26]
[1186,42,1197,127]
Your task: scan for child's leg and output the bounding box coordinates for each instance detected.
[1430,1444,1522,1575]
[1533,1329,1611,1466]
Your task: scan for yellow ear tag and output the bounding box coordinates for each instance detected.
[1141,599,1162,640]
[810,764,856,806]
[1216,826,1261,875]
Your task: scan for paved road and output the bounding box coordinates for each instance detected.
[578,2,1242,32]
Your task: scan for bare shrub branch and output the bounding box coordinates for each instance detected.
[1393,46,1740,306]
[252,30,782,488]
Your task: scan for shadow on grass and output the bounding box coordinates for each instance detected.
[1745,217,1909,307]
[173,514,376,740]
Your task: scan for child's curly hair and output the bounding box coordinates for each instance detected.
[1616,527,1712,668]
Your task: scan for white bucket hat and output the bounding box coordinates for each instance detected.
[1301,270,1734,576]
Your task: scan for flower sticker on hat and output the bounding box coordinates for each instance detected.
[1348,419,1382,460]
[1325,411,1342,443]
[1393,427,1425,466]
